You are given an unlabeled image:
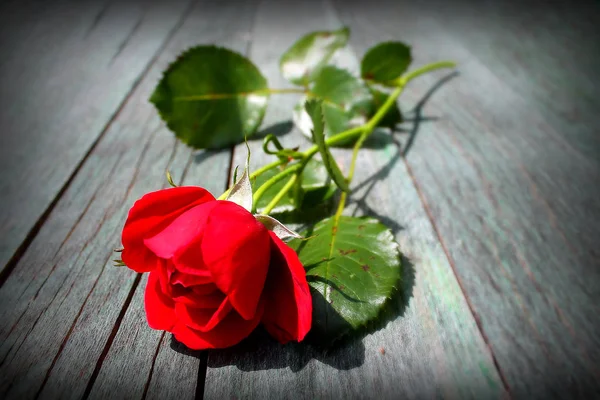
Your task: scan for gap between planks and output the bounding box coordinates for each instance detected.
[402,156,512,394]
[83,2,260,398]
[15,1,198,398]
[0,0,195,290]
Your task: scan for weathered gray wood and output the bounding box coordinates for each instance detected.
[333,0,600,398]
[0,0,192,273]
[87,2,258,399]
[0,0,253,398]
[203,1,506,399]
[430,0,600,161]
[144,328,201,400]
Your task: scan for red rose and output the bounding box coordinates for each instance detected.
[120,186,312,349]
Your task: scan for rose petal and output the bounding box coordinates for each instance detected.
[144,201,219,260]
[175,296,232,332]
[172,286,225,308]
[261,231,312,344]
[192,283,220,295]
[122,187,214,272]
[172,301,264,350]
[170,270,212,287]
[155,258,173,296]
[201,201,271,321]
[171,236,213,279]
[144,271,177,331]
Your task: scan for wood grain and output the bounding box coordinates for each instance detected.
[0,0,253,398]
[333,0,600,398]
[203,1,506,398]
[87,1,257,399]
[0,0,192,274]
[431,0,600,161]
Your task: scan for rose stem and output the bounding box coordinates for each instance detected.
[218,61,456,210]
[261,174,298,215]
[251,163,302,213]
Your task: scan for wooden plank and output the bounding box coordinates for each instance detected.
[332,0,600,398]
[87,1,258,399]
[203,1,506,399]
[429,0,600,161]
[0,0,252,398]
[0,0,193,274]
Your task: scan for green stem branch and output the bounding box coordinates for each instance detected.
[217,159,283,201]
[334,60,455,215]
[262,174,298,215]
[335,127,371,217]
[217,60,456,212]
[252,163,302,212]
[400,61,456,85]
[251,160,284,180]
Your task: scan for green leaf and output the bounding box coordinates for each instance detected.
[361,42,412,84]
[305,99,350,192]
[150,46,268,149]
[293,67,401,143]
[292,67,371,145]
[312,66,371,105]
[253,159,336,215]
[280,27,350,86]
[314,66,372,139]
[288,216,401,344]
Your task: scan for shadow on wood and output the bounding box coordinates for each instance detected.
[192,149,229,168]
[169,324,365,372]
[204,306,366,372]
[167,255,415,373]
[255,120,295,138]
[401,71,459,157]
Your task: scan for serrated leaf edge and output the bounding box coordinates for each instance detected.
[302,216,402,346]
[149,45,269,150]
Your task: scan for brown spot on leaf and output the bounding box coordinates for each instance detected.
[358,225,365,230]
[339,285,345,290]
[339,248,357,256]
[321,32,332,38]
[322,257,328,261]
[361,265,370,272]
[364,73,374,80]
[369,256,375,260]
[332,274,338,279]
[332,226,338,234]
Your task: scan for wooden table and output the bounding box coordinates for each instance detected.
[1,0,598,398]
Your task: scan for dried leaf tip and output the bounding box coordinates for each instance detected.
[226,143,253,212]
[166,170,178,187]
[232,165,240,185]
[255,215,303,241]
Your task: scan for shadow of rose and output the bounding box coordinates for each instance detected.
[169,254,415,373]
